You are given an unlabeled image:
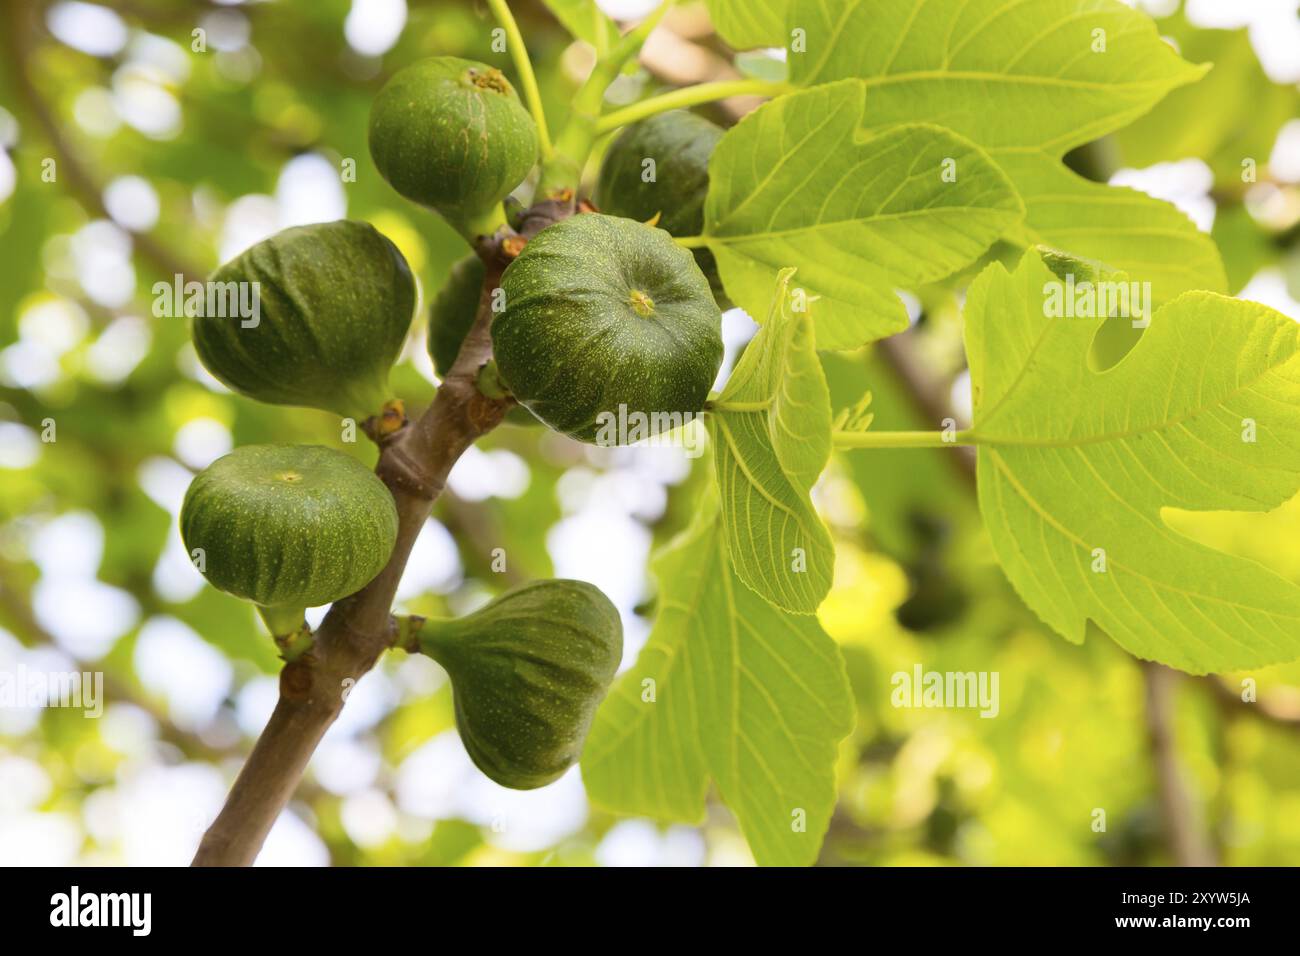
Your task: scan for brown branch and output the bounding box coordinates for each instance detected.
[439,492,530,588]
[1206,675,1300,728]
[875,334,976,484]
[190,211,565,866]
[1141,661,1216,867]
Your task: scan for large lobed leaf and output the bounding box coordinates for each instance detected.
[704,0,790,49]
[725,0,1227,308]
[995,153,1225,307]
[702,80,1023,349]
[582,493,855,866]
[788,0,1204,150]
[711,269,835,613]
[1112,15,1300,187]
[966,250,1300,674]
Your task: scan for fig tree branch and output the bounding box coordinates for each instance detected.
[7,0,565,862]
[191,234,511,865]
[1207,676,1300,728]
[191,203,570,866]
[1142,661,1217,866]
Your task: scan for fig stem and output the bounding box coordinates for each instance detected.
[276,625,315,663]
[711,399,771,413]
[544,1,671,195]
[485,0,552,157]
[571,1,671,121]
[594,79,790,135]
[600,0,671,80]
[257,603,308,640]
[393,614,428,653]
[475,360,512,400]
[395,615,454,663]
[832,429,977,449]
[462,203,509,243]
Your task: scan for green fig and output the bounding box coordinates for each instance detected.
[492,213,723,443]
[180,444,398,639]
[411,579,623,790]
[594,110,730,307]
[193,220,416,420]
[368,57,538,237]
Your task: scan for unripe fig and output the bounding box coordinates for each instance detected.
[193,220,416,420]
[427,254,538,427]
[368,57,538,236]
[411,579,623,790]
[428,254,485,379]
[491,213,723,443]
[595,110,730,307]
[180,444,398,636]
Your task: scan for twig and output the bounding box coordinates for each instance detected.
[875,335,977,483]
[438,492,530,587]
[1141,661,1216,867]
[1206,675,1300,728]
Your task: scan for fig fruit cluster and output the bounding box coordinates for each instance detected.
[181,53,731,788]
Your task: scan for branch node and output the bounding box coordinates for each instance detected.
[375,443,443,500]
[466,389,512,433]
[280,656,315,701]
[394,614,426,652]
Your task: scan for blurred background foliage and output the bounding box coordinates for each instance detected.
[1,0,1299,866]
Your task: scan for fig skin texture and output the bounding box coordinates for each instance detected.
[491,213,723,443]
[194,220,416,420]
[417,579,623,790]
[180,444,398,612]
[594,110,730,307]
[426,254,538,426]
[368,57,538,234]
